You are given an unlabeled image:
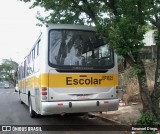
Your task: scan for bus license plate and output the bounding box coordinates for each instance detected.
[77,94,88,99]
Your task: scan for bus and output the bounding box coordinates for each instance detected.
[17,24,119,118]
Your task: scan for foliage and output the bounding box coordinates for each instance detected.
[144,0,160,118]
[136,111,160,134]
[109,17,146,56]
[137,111,155,125]
[20,0,148,65]
[144,0,160,28]
[0,59,18,86]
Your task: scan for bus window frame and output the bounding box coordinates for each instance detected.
[48,29,115,70]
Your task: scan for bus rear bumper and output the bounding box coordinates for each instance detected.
[40,99,119,115]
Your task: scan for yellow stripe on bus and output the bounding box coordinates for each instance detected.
[48,74,118,88]
[18,73,118,88]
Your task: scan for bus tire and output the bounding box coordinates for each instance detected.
[29,96,37,118]
[19,91,24,104]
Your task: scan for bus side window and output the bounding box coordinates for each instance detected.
[24,60,26,78]
[34,40,40,72]
[35,39,40,59]
[27,52,34,76]
[32,48,35,60]
[37,40,40,56]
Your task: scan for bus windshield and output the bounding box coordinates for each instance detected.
[49,30,114,69]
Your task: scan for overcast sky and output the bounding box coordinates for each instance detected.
[0,0,43,63]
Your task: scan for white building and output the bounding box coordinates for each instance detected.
[143,30,156,46]
[141,30,157,60]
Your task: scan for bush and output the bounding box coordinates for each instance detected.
[136,111,160,134]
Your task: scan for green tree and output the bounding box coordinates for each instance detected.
[144,0,160,119]
[20,0,158,119]
[0,59,18,86]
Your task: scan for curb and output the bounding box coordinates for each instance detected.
[88,113,122,125]
[88,113,131,132]
[88,113,131,128]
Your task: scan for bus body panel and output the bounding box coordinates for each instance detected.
[40,99,119,115]
[18,24,119,116]
[47,72,118,100]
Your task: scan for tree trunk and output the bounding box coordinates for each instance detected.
[124,54,154,115]
[151,30,160,119]
[137,61,153,114]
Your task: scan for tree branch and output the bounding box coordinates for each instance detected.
[137,0,144,24]
[69,0,84,12]
[148,16,160,29]
[123,54,135,67]
[101,0,118,16]
[81,0,97,23]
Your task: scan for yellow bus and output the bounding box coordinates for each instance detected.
[17,24,119,118]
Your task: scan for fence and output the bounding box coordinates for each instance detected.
[139,45,157,60]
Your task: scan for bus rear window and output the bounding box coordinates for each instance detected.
[48,30,114,69]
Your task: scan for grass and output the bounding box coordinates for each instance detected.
[119,60,155,103]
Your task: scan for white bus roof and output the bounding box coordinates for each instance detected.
[44,24,95,31]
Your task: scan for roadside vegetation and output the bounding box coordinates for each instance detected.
[119,60,160,133]
[0,59,18,87]
[120,60,155,103]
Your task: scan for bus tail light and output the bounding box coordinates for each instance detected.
[42,87,47,91]
[57,103,63,106]
[116,86,119,97]
[41,87,48,100]
[42,92,47,95]
[104,100,109,104]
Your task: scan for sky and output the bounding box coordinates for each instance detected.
[0,0,43,63]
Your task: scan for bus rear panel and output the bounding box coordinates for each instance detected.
[40,72,119,115]
[18,24,119,117]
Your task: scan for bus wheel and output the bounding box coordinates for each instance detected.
[29,96,37,118]
[19,91,24,104]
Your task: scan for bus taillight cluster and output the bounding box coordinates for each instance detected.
[116,86,119,97]
[41,87,48,100]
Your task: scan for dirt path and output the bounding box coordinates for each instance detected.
[93,103,142,125]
